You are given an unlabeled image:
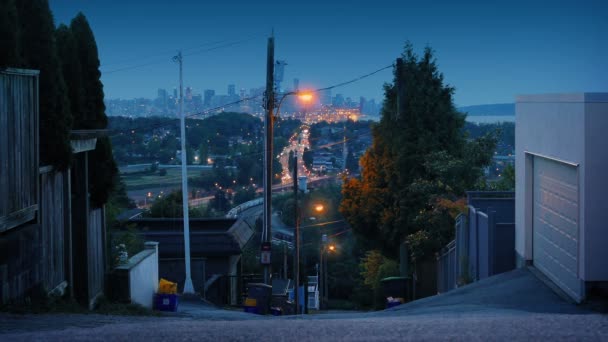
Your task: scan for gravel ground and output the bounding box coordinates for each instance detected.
[1,269,606,341]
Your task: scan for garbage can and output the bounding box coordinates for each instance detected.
[380,276,409,308]
[245,283,272,315]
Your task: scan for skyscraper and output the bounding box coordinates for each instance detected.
[204,89,215,107]
[228,84,236,97]
[186,86,193,101]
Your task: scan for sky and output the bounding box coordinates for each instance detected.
[49,0,607,106]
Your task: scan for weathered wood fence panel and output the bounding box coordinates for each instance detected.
[39,168,69,293]
[0,69,39,233]
[87,208,105,306]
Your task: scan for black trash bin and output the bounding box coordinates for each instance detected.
[246,283,272,315]
[380,277,409,308]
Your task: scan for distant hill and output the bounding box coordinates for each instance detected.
[458,103,515,116]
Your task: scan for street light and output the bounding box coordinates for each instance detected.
[314,204,325,213]
[275,90,314,119]
[319,237,336,310]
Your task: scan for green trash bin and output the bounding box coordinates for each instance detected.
[246,283,272,315]
[380,276,409,307]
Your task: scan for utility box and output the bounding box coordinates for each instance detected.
[245,283,272,315]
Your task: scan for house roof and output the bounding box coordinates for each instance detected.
[124,218,253,258]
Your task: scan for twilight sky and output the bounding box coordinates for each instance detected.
[49,0,607,106]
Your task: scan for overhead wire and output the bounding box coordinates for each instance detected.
[102,35,262,75]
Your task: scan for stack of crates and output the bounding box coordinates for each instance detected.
[155,278,179,312]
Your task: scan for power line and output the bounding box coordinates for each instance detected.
[102,36,262,75]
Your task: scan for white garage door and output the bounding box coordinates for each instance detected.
[533,156,582,302]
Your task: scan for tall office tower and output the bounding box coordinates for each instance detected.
[332,93,345,107]
[359,96,367,113]
[204,89,215,107]
[228,84,236,97]
[293,78,300,92]
[186,86,193,101]
[157,88,168,107]
[173,88,178,99]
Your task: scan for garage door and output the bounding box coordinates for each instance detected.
[533,156,582,302]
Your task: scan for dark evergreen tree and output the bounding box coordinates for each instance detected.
[69,13,107,129]
[55,24,85,119]
[66,13,117,207]
[89,137,118,207]
[340,43,495,260]
[16,0,73,170]
[0,0,21,67]
[302,148,314,170]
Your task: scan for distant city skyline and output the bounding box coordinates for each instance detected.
[49,0,607,106]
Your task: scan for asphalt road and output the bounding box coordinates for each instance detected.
[1,269,607,341]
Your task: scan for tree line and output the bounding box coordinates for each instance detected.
[1,0,117,207]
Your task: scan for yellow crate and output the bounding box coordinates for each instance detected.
[158,278,178,294]
[244,298,257,307]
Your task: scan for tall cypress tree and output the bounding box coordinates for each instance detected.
[55,24,85,121]
[16,0,73,170]
[69,13,107,129]
[68,12,117,207]
[0,0,21,68]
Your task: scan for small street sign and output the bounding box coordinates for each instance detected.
[261,242,271,265]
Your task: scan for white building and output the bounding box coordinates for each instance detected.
[515,93,608,302]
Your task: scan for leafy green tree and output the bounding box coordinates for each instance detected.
[233,186,257,206]
[341,43,495,261]
[492,163,515,191]
[0,0,21,67]
[147,190,202,218]
[17,0,73,170]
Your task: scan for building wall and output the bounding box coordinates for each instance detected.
[515,94,586,267]
[516,93,608,282]
[584,99,608,280]
[128,243,158,309]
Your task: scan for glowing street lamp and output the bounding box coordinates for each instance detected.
[314,204,325,213]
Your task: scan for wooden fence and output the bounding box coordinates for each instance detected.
[39,167,70,294]
[0,68,39,233]
[87,208,105,305]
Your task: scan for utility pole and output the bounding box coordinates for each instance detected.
[263,36,275,285]
[293,151,300,314]
[173,51,195,294]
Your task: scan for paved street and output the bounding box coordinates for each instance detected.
[1,269,607,341]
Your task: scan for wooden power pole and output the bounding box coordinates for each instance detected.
[263,36,275,285]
